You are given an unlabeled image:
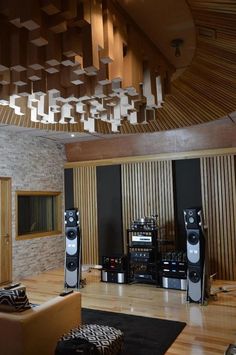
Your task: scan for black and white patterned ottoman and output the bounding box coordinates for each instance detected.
[59,324,123,355]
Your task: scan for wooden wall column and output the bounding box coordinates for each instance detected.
[200,155,236,280]
[121,160,175,251]
[73,166,98,265]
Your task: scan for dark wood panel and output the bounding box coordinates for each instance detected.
[65,118,236,162]
[173,159,202,250]
[64,168,74,210]
[96,165,123,262]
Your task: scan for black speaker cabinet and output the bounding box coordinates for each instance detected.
[183,207,202,230]
[64,209,81,288]
[186,228,205,303]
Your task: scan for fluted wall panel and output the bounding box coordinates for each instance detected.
[121,161,175,250]
[73,167,98,265]
[200,155,236,280]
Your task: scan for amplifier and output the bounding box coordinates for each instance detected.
[101,269,126,284]
[162,261,186,268]
[160,252,187,280]
[130,251,153,263]
[131,235,152,246]
[162,276,187,290]
[133,273,154,282]
[102,255,127,272]
[162,268,187,278]
[161,260,187,278]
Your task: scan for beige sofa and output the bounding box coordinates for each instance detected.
[0,291,81,355]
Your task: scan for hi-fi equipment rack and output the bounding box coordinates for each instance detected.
[127,227,159,286]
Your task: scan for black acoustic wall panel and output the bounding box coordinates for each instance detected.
[173,159,202,250]
[64,168,74,210]
[96,165,123,264]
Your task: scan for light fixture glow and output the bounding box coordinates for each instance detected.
[171,38,184,57]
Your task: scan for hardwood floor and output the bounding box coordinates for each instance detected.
[20,268,236,355]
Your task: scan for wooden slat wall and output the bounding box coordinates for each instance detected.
[200,155,236,280]
[73,167,99,265]
[121,160,175,250]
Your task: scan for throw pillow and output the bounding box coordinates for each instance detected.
[0,289,31,312]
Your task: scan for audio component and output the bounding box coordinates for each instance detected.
[184,208,206,303]
[101,255,127,284]
[162,277,187,291]
[160,251,187,290]
[133,273,154,281]
[64,208,81,289]
[162,261,187,279]
[131,261,157,282]
[127,225,159,285]
[131,215,158,230]
[131,235,152,246]
[101,270,126,284]
[130,251,153,263]
[102,255,127,272]
[186,228,205,303]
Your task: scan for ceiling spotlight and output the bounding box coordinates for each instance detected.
[171,38,184,57]
[70,134,75,137]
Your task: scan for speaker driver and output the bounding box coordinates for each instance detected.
[66,258,78,271]
[187,231,199,245]
[66,227,77,240]
[189,270,201,283]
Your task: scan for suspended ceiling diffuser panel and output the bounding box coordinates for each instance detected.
[0,0,235,135]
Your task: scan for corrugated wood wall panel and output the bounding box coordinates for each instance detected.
[121,161,175,251]
[73,167,99,265]
[200,155,236,280]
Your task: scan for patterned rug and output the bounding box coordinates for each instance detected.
[82,308,186,355]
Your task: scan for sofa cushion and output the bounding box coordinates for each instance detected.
[0,288,31,312]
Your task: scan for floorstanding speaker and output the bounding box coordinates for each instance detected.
[184,208,206,303]
[64,209,81,289]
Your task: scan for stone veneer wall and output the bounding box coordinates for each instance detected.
[0,130,65,280]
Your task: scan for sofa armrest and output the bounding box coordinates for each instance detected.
[0,291,81,355]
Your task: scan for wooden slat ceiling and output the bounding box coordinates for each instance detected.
[0,0,235,134]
